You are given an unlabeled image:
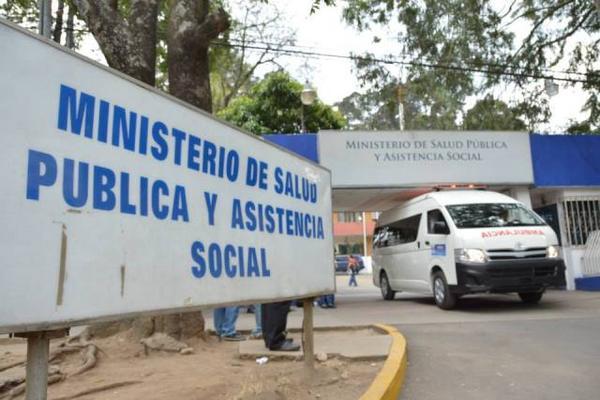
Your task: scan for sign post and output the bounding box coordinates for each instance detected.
[302,298,315,370]
[14,329,68,400]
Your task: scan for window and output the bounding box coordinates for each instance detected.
[562,198,600,247]
[445,203,545,229]
[373,226,386,248]
[427,209,449,234]
[337,212,362,223]
[374,214,422,248]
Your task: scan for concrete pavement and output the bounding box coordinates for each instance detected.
[207,274,600,331]
[238,328,392,360]
[399,317,600,400]
[5,273,600,399]
[210,274,600,399]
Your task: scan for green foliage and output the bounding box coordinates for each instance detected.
[335,80,458,130]
[218,71,346,135]
[341,0,599,131]
[343,1,514,130]
[463,95,526,131]
[1,0,39,31]
[310,0,336,14]
[1,0,86,49]
[209,0,295,112]
[566,120,600,135]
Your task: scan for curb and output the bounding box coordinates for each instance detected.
[359,324,408,400]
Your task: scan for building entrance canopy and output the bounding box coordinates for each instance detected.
[264,131,600,212]
[320,130,533,210]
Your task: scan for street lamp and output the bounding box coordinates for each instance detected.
[300,83,317,133]
[545,79,559,97]
[38,0,52,38]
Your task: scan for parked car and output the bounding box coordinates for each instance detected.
[335,254,365,273]
[335,255,349,273]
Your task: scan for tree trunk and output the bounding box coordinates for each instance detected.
[52,0,65,44]
[71,0,230,339]
[65,5,75,49]
[73,0,159,86]
[167,0,230,112]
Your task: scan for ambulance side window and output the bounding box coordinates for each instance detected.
[387,214,422,246]
[427,209,449,234]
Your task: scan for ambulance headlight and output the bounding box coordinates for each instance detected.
[547,245,560,258]
[455,248,488,264]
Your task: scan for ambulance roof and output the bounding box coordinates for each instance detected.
[414,190,520,206]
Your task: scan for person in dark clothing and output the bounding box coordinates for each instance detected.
[348,255,359,287]
[261,301,300,351]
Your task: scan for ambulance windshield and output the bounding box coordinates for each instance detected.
[446,203,546,229]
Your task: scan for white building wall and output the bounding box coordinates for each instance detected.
[508,186,533,208]
[531,187,600,290]
[563,248,585,290]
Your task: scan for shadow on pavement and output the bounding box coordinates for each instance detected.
[387,292,564,313]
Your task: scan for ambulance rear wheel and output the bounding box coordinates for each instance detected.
[380,271,396,300]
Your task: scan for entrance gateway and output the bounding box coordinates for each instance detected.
[265,130,600,291]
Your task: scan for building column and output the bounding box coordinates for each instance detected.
[509,187,532,208]
[362,212,368,256]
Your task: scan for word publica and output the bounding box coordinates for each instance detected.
[26,150,189,221]
[190,241,270,279]
[57,84,240,182]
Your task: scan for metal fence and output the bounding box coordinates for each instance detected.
[561,197,600,247]
[582,231,600,277]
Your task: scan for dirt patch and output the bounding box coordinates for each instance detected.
[1,330,383,399]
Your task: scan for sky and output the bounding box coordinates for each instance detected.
[252,1,590,133]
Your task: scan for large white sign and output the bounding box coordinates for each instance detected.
[319,130,534,187]
[0,21,333,334]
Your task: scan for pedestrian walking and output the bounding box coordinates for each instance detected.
[348,255,359,287]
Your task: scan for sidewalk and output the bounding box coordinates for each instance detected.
[205,274,379,334]
[206,274,396,361]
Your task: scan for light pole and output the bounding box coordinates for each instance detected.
[300,83,317,133]
[38,0,52,38]
[396,83,405,131]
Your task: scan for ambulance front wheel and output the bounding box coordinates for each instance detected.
[518,290,544,304]
[432,271,457,310]
[380,271,396,300]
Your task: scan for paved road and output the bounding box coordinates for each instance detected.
[338,275,600,400]
[215,274,600,399]
[342,276,600,400]
[399,317,600,400]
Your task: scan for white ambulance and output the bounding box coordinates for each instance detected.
[372,190,565,309]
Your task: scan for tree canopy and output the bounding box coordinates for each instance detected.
[218,71,346,134]
[463,95,527,131]
[340,0,599,132]
[335,86,527,131]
